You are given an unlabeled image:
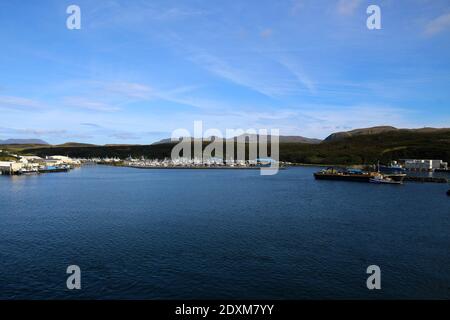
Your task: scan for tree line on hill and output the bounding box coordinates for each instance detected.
[11,128,450,165]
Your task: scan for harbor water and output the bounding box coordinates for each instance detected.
[0,165,449,299]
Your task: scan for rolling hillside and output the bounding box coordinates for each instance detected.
[0,138,48,145]
[13,127,450,165]
[280,128,450,164]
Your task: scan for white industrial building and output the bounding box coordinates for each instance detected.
[0,154,80,175]
[0,161,24,174]
[20,155,44,163]
[402,159,448,171]
[45,155,81,166]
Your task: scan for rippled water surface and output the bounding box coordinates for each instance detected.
[1,166,449,299]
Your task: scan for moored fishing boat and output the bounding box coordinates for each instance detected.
[369,175,403,185]
[19,168,39,175]
[38,165,70,173]
[376,161,405,174]
[314,167,406,184]
[383,173,407,182]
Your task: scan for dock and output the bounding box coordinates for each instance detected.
[404,176,448,183]
[38,168,69,173]
[127,165,286,170]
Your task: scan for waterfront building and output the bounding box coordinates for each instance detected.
[0,161,23,174]
[45,155,81,166]
[402,159,448,171]
[19,157,41,171]
[20,155,44,163]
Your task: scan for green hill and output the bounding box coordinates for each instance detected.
[18,127,450,165]
[280,128,450,164]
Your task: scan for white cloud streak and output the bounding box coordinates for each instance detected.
[277,57,317,94]
[336,0,362,16]
[424,12,450,36]
[0,95,45,110]
[63,97,121,112]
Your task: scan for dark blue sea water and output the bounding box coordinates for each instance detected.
[1,166,449,299]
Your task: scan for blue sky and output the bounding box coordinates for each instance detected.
[0,0,449,144]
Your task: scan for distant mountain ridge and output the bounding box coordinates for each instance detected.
[232,134,322,144]
[0,138,48,145]
[324,126,450,142]
[55,142,97,147]
[3,126,450,150]
[16,125,450,165]
[324,126,398,141]
[153,134,322,145]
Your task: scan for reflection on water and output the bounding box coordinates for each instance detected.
[407,170,450,179]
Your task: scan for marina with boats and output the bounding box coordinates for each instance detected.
[1,149,449,192]
[313,165,449,195]
[0,155,79,176]
[314,159,449,185]
[313,167,407,184]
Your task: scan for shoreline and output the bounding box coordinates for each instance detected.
[125,165,287,170]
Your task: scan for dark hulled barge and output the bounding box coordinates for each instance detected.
[314,168,375,182]
[314,167,406,183]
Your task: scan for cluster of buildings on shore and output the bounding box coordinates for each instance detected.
[400,159,448,171]
[1,150,448,174]
[122,157,279,168]
[0,154,81,175]
[92,157,448,171]
[118,157,450,172]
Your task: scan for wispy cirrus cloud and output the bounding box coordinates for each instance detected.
[109,132,140,140]
[163,29,318,98]
[290,0,305,15]
[188,52,273,96]
[424,12,450,36]
[88,2,210,29]
[276,57,317,94]
[0,126,67,136]
[81,123,103,128]
[188,51,314,98]
[336,0,361,16]
[155,7,209,21]
[102,81,154,99]
[1,1,448,145]
[0,126,94,141]
[63,97,121,112]
[0,95,45,110]
[100,81,205,110]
